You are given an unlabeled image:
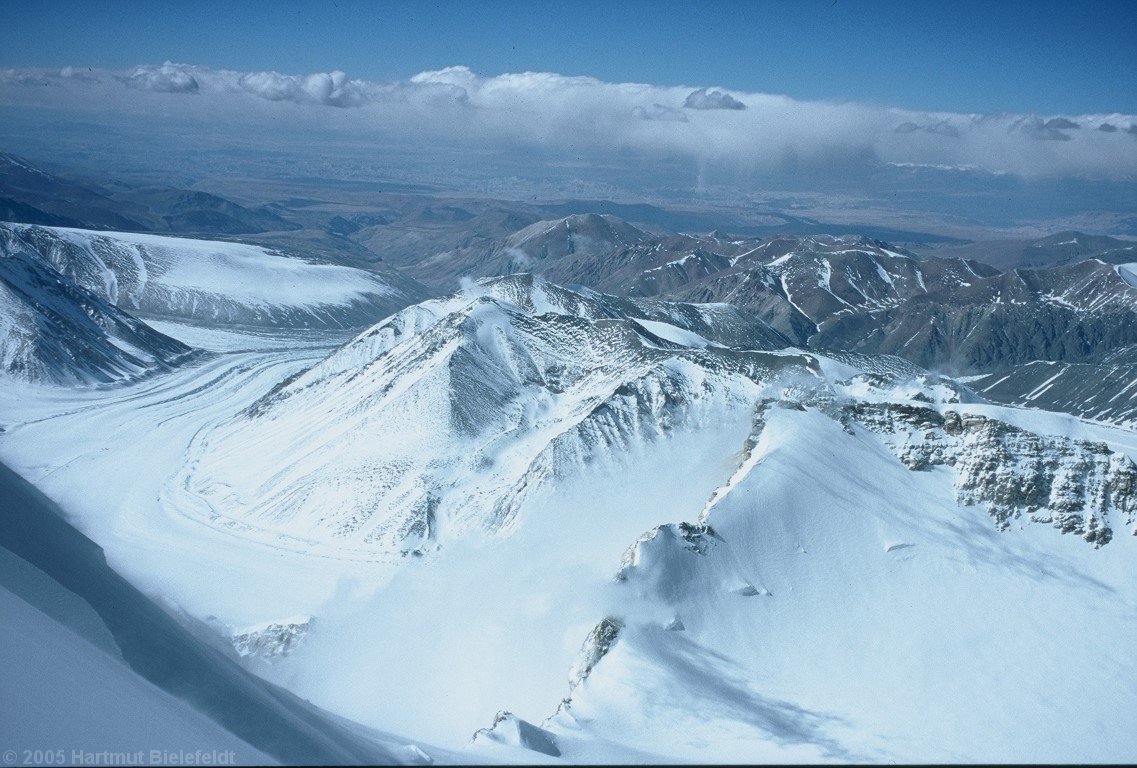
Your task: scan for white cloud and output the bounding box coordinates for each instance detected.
[1,62,1134,181]
[236,69,369,106]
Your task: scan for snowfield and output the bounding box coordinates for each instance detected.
[1,274,1135,762]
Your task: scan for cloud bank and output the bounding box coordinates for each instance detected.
[1,61,1135,181]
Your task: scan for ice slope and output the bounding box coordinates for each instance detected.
[0,244,194,384]
[0,460,454,765]
[0,222,425,330]
[174,275,794,556]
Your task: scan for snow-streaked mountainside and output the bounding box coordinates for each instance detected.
[0,243,193,384]
[4,226,1137,762]
[0,222,425,330]
[502,214,649,267]
[968,347,1137,428]
[540,230,1137,372]
[923,231,1137,271]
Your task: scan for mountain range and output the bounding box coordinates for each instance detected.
[2,151,1137,763]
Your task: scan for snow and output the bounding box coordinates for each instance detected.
[557,405,1137,762]
[0,460,450,765]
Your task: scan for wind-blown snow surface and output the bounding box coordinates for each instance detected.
[2,275,1136,762]
[0,222,424,330]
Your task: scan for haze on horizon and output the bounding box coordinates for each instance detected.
[1,0,1135,236]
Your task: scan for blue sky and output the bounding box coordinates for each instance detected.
[2,0,1135,114]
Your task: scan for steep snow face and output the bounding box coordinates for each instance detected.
[0,585,274,764]
[176,275,809,556]
[0,245,193,384]
[0,223,423,329]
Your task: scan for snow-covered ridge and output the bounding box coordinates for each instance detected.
[170,275,807,556]
[168,272,1137,566]
[0,223,423,330]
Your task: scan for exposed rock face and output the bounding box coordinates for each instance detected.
[843,402,1137,546]
[541,616,627,731]
[230,616,312,661]
[617,522,719,581]
[568,617,624,689]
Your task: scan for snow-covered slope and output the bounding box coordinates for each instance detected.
[0,223,425,330]
[0,584,273,764]
[0,244,193,384]
[0,460,452,765]
[503,214,649,266]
